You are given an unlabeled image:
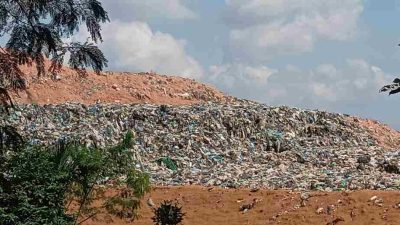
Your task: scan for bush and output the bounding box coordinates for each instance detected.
[152,200,185,225]
[0,145,74,225]
[0,130,151,225]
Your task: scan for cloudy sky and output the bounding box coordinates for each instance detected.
[5,0,400,129]
[91,0,400,130]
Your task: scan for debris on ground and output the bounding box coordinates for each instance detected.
[326,217,345,225]
[2,101,399,190]
[240,198,261,213]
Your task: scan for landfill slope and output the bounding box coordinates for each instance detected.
[12,64,400,149]
[3,101,400,191]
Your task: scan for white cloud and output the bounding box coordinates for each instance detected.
[100,0,197,21]
[96,21,204,79]
[209,64,277,90]
[209,59,393,110]
[224,0,364,61]
[244,66,277,81]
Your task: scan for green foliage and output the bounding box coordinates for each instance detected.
[127,169,151,199]
[0,125,24,153]
[152,200,185,225]
[0,0,109,110]
[0,131,151,225]
[0,145,74,225]
[104,169,151,220]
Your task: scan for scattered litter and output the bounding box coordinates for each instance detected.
[157,157,178,171]
[326,217,345,225]
[240,198,260,213]
[370,196,378,202]
[316,207,324,214]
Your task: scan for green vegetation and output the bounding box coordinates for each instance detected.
[0,129,151,225]
[0,0,109,111]
[152,200,185,225]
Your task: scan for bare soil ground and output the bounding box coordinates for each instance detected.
[83,186,400,225]
[13,66,233,105]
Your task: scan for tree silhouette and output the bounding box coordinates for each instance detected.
[0,0,109,111]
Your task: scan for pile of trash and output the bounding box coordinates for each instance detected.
[1,100,399,190]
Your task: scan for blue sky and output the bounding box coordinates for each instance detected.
[2,0,400,129]
[97,0,400,129]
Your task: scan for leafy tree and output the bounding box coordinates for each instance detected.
[0,0,109,111]
[0,143,75,225]
[380,78,400,95]
[0,131,151,225]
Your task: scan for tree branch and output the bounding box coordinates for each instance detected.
[13,0,38,34]
[77,211,99,225]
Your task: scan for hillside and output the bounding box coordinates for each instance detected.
[13,66,234,105]
[10,66,400,149]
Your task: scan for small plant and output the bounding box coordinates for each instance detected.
[152,200,185,225]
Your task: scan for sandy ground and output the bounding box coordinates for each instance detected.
[81,186,400,225]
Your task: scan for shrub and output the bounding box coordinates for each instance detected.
[0,144,74,225]
[152,200,185,225]
[0,130,151,225]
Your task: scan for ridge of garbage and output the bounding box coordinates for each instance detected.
[2,100,399,191]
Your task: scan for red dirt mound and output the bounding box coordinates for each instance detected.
[350,117,400,149]
[12,65,234,105]
[82,186,400,225]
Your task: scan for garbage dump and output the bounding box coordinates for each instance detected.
[1,100,399,191]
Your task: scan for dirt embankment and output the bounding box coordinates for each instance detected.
[83,186,400,225]
[13,65,234,105]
